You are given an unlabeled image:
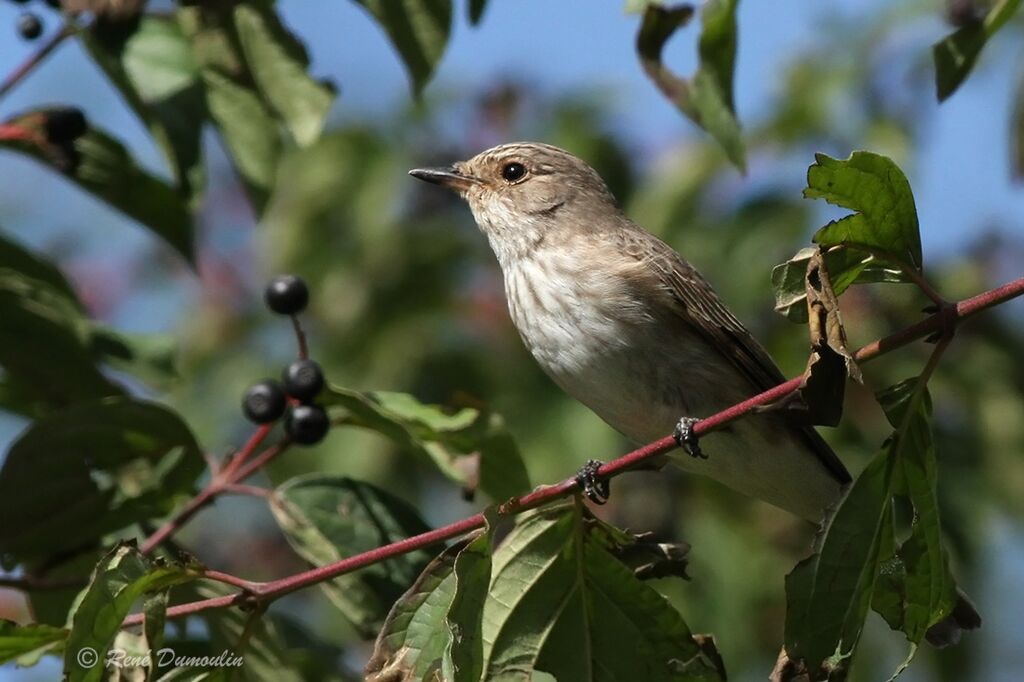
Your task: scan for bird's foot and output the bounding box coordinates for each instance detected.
[674,417,707,459]
[575,459,610,505]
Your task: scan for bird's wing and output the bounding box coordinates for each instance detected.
[617,229,852,484]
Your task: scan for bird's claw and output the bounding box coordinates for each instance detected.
[674,417,707,459]
[575,459,610,505]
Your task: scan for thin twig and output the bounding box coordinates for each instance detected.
[119,275,1024,627]
[0,25,75,101]
[220,483,274,499]
[290,315,309,360]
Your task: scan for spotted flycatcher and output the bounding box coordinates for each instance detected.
[410,142,850,521]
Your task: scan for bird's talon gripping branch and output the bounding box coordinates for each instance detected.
[575,459,610,504]
[674,417,707,459]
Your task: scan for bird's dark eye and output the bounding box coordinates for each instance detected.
[501,162,527,182]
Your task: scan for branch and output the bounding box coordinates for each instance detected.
[139,425,280,555]
[123,275,1024,627]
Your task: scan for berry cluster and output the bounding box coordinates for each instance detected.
[242,275,330,445]
[11,0,61,42]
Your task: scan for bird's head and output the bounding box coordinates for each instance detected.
[410,142,620,263]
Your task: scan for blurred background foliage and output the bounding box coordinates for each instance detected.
[0,0,1023,680]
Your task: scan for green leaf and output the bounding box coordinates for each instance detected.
[805,151,922,272]
[64,543,201,682]
[933,0,1023,101]
[785,375,960,678]
[873,381,957,644]
[784,450,895,677]
[234,2,336,147]
[480,502,722,680]
[468,0,488,25]
[0,267,178,416]
[637,2,745,170]
[324,386,531,502]
[184,584,303,682]
[0,620,67,666]
[771,246,906,322]
[354,0,452,95]
[143,589,169,681]
[176,4,282,211]
[82,15,207,203]
[366,525,495,682]
[269,474,435,636]
[90,326,179,390]
[442,526,494,682]
[0,398,203,562]
[0,268,122,414]
[0,231,79,303]
[0,117,195,263]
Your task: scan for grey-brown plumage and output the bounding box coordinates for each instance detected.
[410,142,850,521]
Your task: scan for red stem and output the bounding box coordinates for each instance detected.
[120,275,1024,627]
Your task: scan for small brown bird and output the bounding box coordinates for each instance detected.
[410,142,850,521]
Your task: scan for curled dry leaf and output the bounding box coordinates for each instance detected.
[796,248,863,426]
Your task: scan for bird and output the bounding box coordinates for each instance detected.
[409,142,851,522]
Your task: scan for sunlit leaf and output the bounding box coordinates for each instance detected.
[805,151,922,272]
[176,4,282,210]
[324,386,531,502]
[481,502,722,680]
[771,246,905,322]
[234,2,336,146]
[82,15,207,203]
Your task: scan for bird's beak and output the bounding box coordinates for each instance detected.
[408,166,481,192]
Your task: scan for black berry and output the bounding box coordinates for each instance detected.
[282,359,325,403]
[286,404,329,445]
[44,108,87,143]
[264,275,309,315]
[242,380,287,424]
[18,13,43,40]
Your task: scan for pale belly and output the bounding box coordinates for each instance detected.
[501,256,843,522]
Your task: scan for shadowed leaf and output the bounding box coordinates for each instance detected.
[637,1,745,170]
[64,544,201,682]
[0,398,203,562]
[933,0,1023,101]
[354,0,452,95]
[0,114,194,262]
[269,475,435,637]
